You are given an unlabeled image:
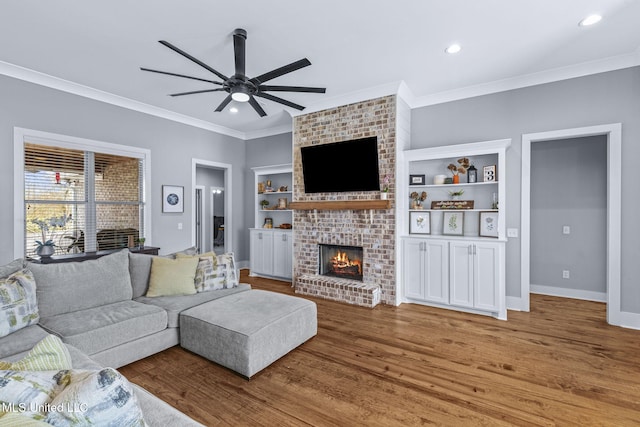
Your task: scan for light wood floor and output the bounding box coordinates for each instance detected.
[119,271,640,426]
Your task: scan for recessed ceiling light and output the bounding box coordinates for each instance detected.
[229,107,238,113]
[579,14,602,26]
[445,44,462,54]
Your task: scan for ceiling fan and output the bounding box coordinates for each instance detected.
[141,28,326,117]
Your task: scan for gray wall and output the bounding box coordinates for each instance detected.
[411,66,640,313]
[0,74,246,263]
[530,136,607,294]
[243,132,293,249]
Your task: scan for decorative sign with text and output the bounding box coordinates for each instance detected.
[430,200,475,210]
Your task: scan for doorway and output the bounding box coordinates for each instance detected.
[192,159,232,255]
[521,124,622,326]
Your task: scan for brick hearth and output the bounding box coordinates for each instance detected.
[292,95,397,307]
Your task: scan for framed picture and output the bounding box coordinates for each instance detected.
[409,211,431,235]
[479,211,499,238]
[443,211,464,236]
[162,185,184,213]
[409,174,425,185]
[483,165,496,182]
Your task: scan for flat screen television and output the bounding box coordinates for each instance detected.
[301,137,380,193]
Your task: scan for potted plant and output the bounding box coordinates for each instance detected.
[410,191,427,209]
[447,157,470,184]
[137,237,146,249]
[260,200,270,210]
[381,175,390,199]
[448,189,465,200]
[32,214,71,257]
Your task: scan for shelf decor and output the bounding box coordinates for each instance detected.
[409,211,431,235]
[162,185,184,213]
[409,174,425,185]
[483,165,496,182]
[479,211,499,238]
[431,200,475,210]
[443,211,464,236]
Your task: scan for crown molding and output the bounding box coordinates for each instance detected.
[411,51,640,108]
[243,123,293,140]
[0,60,246,140]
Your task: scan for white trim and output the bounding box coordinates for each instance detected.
[412,52,640,109]
[13,127,152,259]
[520,124,622,326]
[191,159,233,254]
[530,284,606,303]
[194,185,206,253]
[243,124,293,140]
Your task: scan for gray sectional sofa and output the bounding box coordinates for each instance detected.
[0,249,266,426]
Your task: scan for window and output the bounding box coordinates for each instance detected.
[16,129,150,258]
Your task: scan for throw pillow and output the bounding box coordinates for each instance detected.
[145,257,199,297]
[0,269,39,338]
[0,369,71,419]
[44,368,146,427]
[176,252,238,292]
[0,412,51,426]
[0,335,72,371]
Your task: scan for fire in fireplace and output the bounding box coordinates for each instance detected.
[319,244,363,281]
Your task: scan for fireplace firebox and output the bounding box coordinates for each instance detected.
[318,244,363,281]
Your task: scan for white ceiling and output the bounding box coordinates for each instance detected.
[2,0,640,139]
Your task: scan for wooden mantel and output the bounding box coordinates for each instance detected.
[288,200,391,210]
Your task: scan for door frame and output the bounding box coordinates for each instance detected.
[192,159,232,254]
[194,185,205,253]
[520,123,622,326]
[210,186,224,251]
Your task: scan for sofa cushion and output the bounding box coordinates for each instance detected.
[0,335,71,371]
[129,252,154,298]
[28,249,132,318]
[135,283,251,327]
[39,300,167,355]
[146,257,199,297]
[45,368,146,427]
[0,325,50,359]
[0,269,39,338]
[0,258,24,278]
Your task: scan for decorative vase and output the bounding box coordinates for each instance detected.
[452,174,460,184]
[380,192,388,200]
[36,245,55,258]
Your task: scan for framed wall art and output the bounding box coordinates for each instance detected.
[479,211,499,238]
[409,211,431,235]
[409,174,425,185]
[443,211,464,236]
[162,185,184,213]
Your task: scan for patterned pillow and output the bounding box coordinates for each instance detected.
[0,269,39,338]
[177,252,238,292]
[0,369,71,419]
[0,335,72,371]
[0,412,52,426]
[44,368,146,427]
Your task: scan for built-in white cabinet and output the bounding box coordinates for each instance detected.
[249,228,293,280]
[400,139,510,320]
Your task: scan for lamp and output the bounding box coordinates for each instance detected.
[230,85,250,102]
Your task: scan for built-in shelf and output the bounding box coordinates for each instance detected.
[409,209,499,212]
[289,200,391,210]
[409,181,498,189]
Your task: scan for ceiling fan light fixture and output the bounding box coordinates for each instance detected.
[230,85,250,102]
[579,14,602,26]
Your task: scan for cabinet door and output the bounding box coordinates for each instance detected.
[424,240,449,304]
[250,230,273,276]
[449,242,474,308]
[272,231,292,279]
[474,242,499,311]
[403,239,425,299]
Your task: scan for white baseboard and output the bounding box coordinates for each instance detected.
[613,311,640,330]
[530,284,606,303]
[506,296,528,312]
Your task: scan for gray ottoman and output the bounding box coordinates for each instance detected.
[180,290,317,378]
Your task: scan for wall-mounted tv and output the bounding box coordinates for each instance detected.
[301,137,380,193]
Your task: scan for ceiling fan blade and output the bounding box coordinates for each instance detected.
[233,29,246,76]
[169,88,226,97]
[214,94,233,112]
[259,85,326,93]
[140,67,223,85]
[159,40,229,82]
[248,96,267,117]
[250,58,311,85]
[254,92,305,111]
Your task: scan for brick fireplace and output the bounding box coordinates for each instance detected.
[292,95,397,307]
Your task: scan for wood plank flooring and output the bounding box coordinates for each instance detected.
[119,271,640,426]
